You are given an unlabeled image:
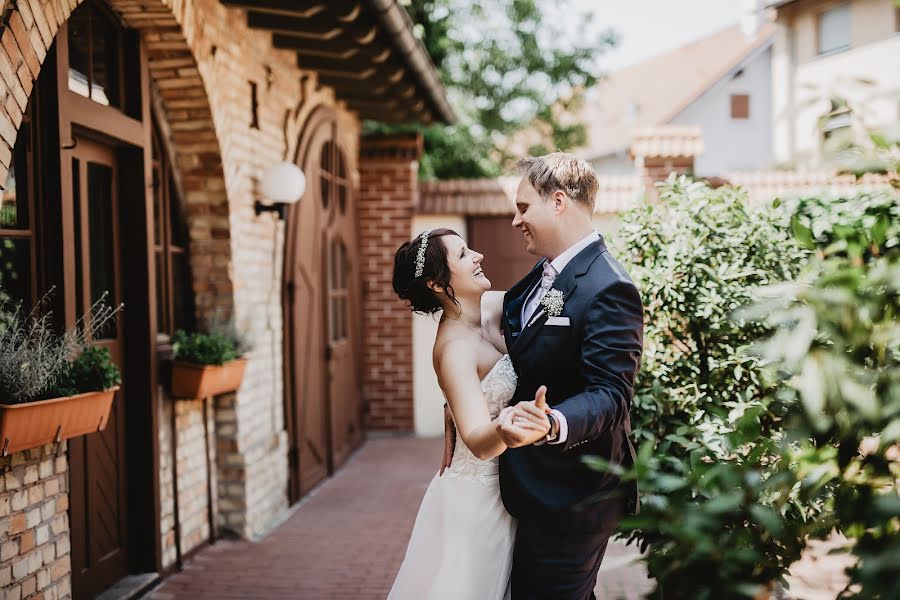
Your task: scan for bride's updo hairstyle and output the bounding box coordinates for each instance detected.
[393,228,460,314]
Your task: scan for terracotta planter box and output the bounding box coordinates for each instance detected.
[170,358,247,399]
[0,387,119,456]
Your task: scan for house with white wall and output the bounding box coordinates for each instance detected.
[769,0,900,166]
[578,12,776,176]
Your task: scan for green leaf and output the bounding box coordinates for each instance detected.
[790,214,816,249]
[749,504,784,536]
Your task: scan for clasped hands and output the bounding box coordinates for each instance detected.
[439,386,553,476]
[495,385,551,448]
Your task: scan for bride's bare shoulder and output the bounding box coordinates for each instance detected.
[432,331,476,379]
[480,292,507,353]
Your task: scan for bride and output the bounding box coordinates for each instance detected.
[388,228,551,599]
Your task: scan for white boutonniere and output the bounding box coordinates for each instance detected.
[540,288,565,318]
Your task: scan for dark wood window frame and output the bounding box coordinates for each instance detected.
[320,141,350,343]
[0,105,39,309]
[152,116,195,339]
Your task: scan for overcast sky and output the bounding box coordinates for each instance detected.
[572,0,747,71]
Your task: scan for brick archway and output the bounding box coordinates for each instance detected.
[0,0,232,323]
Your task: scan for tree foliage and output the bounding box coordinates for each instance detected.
[367,0,615,179]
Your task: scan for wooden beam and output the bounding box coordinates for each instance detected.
[294,49,393,73]
[246,11,344,40]
[272,23,385,54]
[220,0,326,18]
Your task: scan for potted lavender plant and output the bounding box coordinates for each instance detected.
[0,292,122,456]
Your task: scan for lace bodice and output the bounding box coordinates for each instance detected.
[445,354,518,485]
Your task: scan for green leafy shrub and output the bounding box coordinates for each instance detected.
[745,189,899,599]
[588,177,820,597]
[617,178,809,455]
[0,291,122,404]
[47,346,121,398]
[171,322,250,366]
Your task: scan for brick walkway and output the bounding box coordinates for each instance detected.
[147,437,846,600]
[148,437,652,600]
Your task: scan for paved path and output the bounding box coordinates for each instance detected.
[148,436,846,600]
[148,437,652,600]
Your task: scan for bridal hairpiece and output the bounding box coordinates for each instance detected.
[414,229,432,278]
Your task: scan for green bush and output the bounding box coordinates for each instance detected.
[591,181,899,598]
[171,326,248,366]
[616,178,809,456]
[745,189,899,599]
[587,176,819,598]
[46,346,121,398]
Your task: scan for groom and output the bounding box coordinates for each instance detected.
[497,153,643,599]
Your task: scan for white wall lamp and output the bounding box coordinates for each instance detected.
[254,161,306,220]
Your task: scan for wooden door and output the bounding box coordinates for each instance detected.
[321,144,363,469]
[468,216,538,290]
[285,123,332,499]
[284,118,365,501]
[68,138,129,599]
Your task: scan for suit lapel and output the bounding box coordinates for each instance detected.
[502,259,546,349]
[514,237,608,348]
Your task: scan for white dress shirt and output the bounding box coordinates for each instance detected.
[521,230,601,445]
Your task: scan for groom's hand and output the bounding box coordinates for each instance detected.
[497,386,551,448]
[439,403,456,476]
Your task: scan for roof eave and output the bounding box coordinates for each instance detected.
[365,0,456,125]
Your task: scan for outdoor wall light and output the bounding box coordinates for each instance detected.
[254,161,306,220]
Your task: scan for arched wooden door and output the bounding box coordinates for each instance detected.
[284,113,364,502]
[321,142,364,469]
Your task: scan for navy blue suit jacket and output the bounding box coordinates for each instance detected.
[499,236,643,530]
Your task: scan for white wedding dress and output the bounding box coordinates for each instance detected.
[388,354,518,600]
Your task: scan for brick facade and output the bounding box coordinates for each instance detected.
[0,0,379,595]
[0,444,72,600]
[158,394,218,569]
[358,134,422,431]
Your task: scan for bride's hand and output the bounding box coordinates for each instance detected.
[510,387,551,431]
[496,387,551,447]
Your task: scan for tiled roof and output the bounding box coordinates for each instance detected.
[418,175,643,216]
[578,20,775,160]
[418,171,895,217]
[725,171,895,205]
[631,126,704,158]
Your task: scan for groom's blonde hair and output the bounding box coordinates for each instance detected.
[516,152,598,213]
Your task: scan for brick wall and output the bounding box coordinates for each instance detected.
[637,156,695,200]
[158,394,218,569]
[0,0,375,591]
[0,444,72,600]
[358,134,422,431]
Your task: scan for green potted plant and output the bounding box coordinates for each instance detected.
[0,293,122,456]
[169,323,250,399]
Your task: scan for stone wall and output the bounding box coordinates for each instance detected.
[0,444,72,600]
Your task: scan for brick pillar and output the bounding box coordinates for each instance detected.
[0,445,72,600]
[635,155,695,201]
[358,134,422,431]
